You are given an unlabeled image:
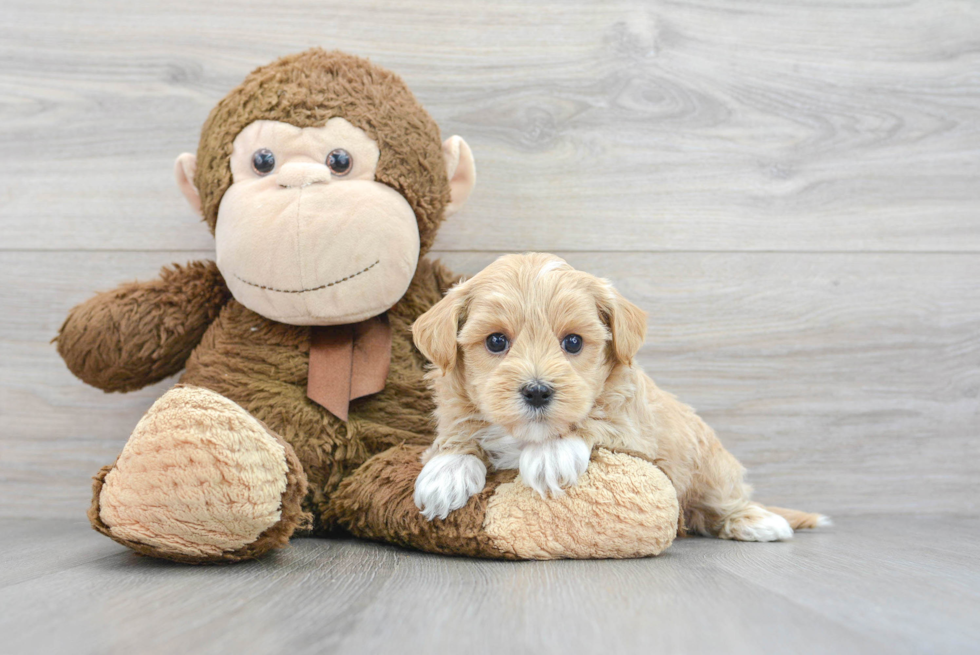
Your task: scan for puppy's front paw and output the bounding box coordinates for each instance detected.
[519,436,590,498]
[414,454,487,521]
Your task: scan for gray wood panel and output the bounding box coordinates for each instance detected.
[1,0,978,252]
[3,250,977,519]
[1,0,978,529]
[0,516,976,654]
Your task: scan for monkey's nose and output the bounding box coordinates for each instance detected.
[520,382,554,409]
[277,163,332,188]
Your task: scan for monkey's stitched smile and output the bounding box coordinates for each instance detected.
[233,259,380,294]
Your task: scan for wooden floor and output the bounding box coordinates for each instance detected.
[1,516,976,654]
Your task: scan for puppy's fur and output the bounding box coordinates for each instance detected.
[412,253,828,541]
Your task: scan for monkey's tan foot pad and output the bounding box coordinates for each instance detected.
[89,385,309,564]
[330,444,679,560]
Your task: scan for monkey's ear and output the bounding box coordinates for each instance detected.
[442,136,476,217]
[595,282,648,365]
[412,283,469,373]
[174,153,203,217]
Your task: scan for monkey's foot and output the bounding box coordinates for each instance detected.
[329,445,679,559]
[89,385,309,564]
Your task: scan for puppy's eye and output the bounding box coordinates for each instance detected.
[326,148,352,176]
[485,333,509,354]
[251,149,276,175]
[561,334,583,354]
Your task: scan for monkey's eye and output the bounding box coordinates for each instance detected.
[485,333,509,354]
[326,149,352,176]
[251,149,276,175]
[561,334,583,354]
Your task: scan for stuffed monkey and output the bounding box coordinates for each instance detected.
[56,49,679,563]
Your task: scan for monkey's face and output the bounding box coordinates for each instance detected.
[213,118,421,326]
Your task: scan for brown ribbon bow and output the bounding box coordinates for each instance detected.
[306,314,392,421]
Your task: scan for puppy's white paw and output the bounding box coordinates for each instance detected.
[519,436,590,498]
[414,453,487,521]
[732,510,795,542]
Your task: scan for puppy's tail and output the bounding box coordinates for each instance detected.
[766,506,832,530]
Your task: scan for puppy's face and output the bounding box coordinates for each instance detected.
[413,253,647,442]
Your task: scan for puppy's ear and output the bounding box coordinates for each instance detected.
[596,282,647,365]
[412,284,469,373]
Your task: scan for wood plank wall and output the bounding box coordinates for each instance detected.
[1,0,978,519]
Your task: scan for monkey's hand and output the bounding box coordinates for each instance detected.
[56,260,230,392]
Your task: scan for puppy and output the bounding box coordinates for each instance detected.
[411,253,828,541]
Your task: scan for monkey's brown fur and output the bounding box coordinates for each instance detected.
[331,444,523,559]
[55,261,230,394]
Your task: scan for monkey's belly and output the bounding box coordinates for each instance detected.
[180,299,436,525]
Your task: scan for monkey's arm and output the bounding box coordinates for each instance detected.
[56,260,231,393]
[329,444,679,560]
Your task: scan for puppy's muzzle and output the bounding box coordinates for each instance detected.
[520,381,554,409]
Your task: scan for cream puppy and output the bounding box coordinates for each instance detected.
[411,253,828,541]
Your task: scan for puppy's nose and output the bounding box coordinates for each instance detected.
[521,382,554,408]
